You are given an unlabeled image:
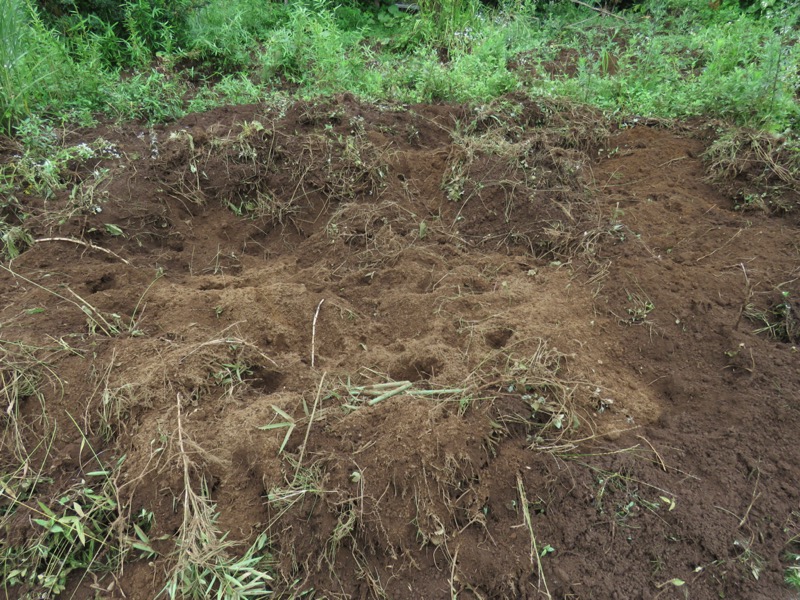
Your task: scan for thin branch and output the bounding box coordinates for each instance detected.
[33,237,130,265]
[516,473,552,600]
[569,0,626,21]
[636,435,668,472]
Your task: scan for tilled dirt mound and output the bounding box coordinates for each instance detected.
[1,94,799,600]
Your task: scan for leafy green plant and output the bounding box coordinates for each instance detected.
[2,464,156,596]
[0,0,67,132]
[745,291,798,343]
[124,0,195,58]
[0,225,33,261]
[786,553,800,590]
[108,69,187,122]
[536,1,799,130]
[212,361,253,388]
[0,0,114,131]
[0,342,122,597]
[416,0,480,47]
[166,526,274,599]
[187,73,264,113]
[261,2,365,93]
[183,2,253,71]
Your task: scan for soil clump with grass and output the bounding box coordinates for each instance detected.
[1,94,799,599]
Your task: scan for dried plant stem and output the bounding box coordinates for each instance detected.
[311,299,325,368]
[516,473,551,600]
[734,262,752,331]
[294,372,326,485]
[636,435,667,472]
[739,470,761,528]
[449,545,459,600]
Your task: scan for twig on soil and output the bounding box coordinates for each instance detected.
[734,263,752,331]
[695,229,743,263]
[294,372,325,485]
[658,156,687,169]
[311,298,325,368]
[32,237,131,265]
[0,265,115,336]
[63,286,118,335]
[739,469,761,528]
[714,470,762,528]
[176,393,190,488]
[636,435,668,472]
[568,0,627,21]
[516,473,552,600]
[367,382,413,405]
[714,505,741,522]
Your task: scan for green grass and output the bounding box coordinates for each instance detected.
[2,0,798,135]
[540,4,799,131]
[787,554,800,590]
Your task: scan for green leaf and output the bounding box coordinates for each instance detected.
[86,470,110,477]
[104,223,124,237]
[75,522,86,546]
[131,541,158,557]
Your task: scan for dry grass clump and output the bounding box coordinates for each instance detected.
[159,120,278,210]
[705,129,800,187]
[442,118,604,259]
[0,340,58,471]
[704,128,800,213]
[471,340,595,453]
[318,115,389,201]
[326,199,419,267]
[436,95,614,261]
[744,291,799,344]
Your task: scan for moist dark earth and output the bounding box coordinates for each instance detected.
[1,93,799,599]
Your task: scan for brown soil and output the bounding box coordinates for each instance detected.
[2,94,799,600]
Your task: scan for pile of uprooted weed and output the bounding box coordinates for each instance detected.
[703,127,800,214]
[0,93,623,599]
[441,96,610,258]
[229,341,600,597]
[1,93,613,267]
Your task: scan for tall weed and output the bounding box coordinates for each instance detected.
[261,3,363,92]
[185,0,287,72]
[416,0,480,46]
[0,0,109,132]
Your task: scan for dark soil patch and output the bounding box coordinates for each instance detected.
[1,95,799,600]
